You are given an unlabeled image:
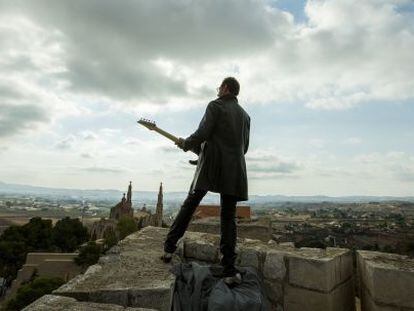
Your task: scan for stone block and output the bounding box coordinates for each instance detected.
[263,250,287,281]
[357,250,414,309]
[263,279,283,305]
[236,246,261,270]
[288,248,352,292]
[279,242,295,248]
[184,238,218,262]
[23,294,157,310]
[360,288,400,311]
[284,277,355,311]
[183,231,219,262]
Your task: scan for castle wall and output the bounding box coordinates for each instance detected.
[5,253,81,302]
[26,227,354,311]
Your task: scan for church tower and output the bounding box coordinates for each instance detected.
[110,182,134,220]
[127,181,132,203]
[125,181,133,218]
[155,182,163,227]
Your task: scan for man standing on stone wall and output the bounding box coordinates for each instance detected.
[161,77,250,286]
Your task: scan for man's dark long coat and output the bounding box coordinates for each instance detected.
[183,94,250,201]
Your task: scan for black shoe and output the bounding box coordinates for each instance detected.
[160,252,173,263]
[223,272,242,286]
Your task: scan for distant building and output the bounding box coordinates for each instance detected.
[188,205,272,241]
[90,182,164,241]
[90,218,117,241]
[194,205,251,220]
[136,182,164,228]
[110,182,134,220]
[155,183,163,227]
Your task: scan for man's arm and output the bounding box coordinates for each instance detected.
[181,101,218,152]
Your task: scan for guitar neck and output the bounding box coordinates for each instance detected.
[154,127,179,143]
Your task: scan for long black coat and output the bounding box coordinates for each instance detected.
[183,94,250,201]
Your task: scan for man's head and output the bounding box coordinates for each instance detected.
[217,77,240,97]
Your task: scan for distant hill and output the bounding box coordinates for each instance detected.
[1,181,413,204]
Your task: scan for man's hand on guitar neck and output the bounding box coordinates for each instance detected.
[175,137,186,151]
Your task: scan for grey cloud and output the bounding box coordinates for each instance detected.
[145,169,163,175]
[63,58,188,101]
[14,0,279,59]
[159,145,179,154]
[1,0,285,102]
[0,55,37,73]
[80,152,93,159]
[54,135,75,150]
[248,162,300,174]
[0,103,49,138]
[2,0,411,111]
[246,152,302,179]
[81,131,98,141]
[78,166,126,174]
[177,160,195,171]
[389,164,414,182]
[316,168,354,178]
[249,172,300,180]
[398,171,414,182]
[123,138,142,146]
[0,84,25,100]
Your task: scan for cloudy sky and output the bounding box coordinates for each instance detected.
[0,0,413,196]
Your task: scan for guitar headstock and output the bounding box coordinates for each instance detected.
[137,118,156,130]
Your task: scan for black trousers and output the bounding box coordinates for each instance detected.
[164,189,238,276]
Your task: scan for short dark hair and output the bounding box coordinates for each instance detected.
[222,77,240,96]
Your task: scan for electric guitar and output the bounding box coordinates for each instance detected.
[137,118,198,165]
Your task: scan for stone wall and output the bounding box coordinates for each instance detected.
[47,227,175,311]
[357,250,414,311]
[22,227,414,310]
[183,231,355,311]
[5,253,81,301]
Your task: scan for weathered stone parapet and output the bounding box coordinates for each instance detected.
[53,227,176,311]
[23,294,156,310]
[181,231,355,311]
[24,226,359,310]
[357,250,414,311]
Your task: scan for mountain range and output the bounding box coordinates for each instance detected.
[1,181,413,204]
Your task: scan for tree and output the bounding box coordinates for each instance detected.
[0,226,25,244]
[4,277,64,310]
[74,241,102,268]
[0,240,27,281]
[117,216,138,240]
[52,217,89,252]
[0,218,54,281]
[22,217,53,251]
